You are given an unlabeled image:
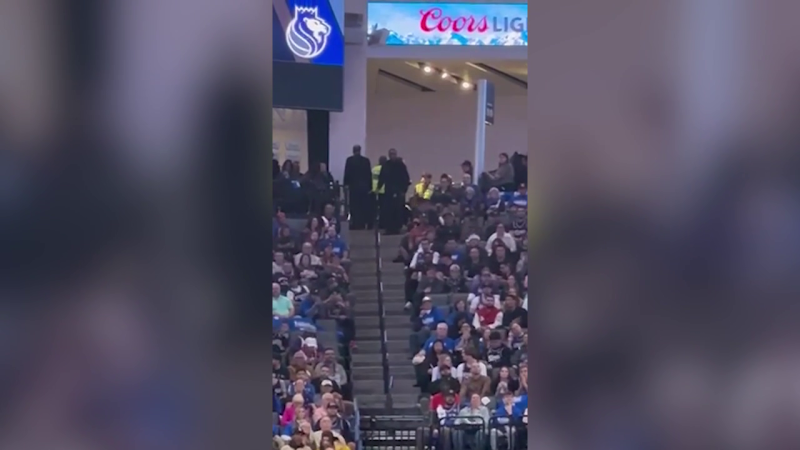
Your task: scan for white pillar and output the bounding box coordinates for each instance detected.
[328,0,368,183]
[474,80,488,176]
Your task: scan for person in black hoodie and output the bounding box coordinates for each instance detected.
[343,145,373,230]
[500,294,528,329]
[377,148,411,234]
[482,330,513,371]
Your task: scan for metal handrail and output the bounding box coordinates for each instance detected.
[373,200,393,411]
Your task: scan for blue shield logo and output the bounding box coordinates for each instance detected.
[285,6,332,59]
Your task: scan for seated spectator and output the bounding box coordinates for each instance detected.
[430,353,454,382]
[504,183,528,208]
[430,363,461,395]
[304,216,323,241]
[454,350,488,382]
[312,369,342,395]
[280,428,313,450]
[460,186,483,219]
[515,364,528,397]
[300,337,319,365]
[273,251,287,274]
[409,237,440,269]
[412,344,448,391]
[288,376,316,404]
[501,294,528,329]
[506,322,526,351]
[413,173,434,201]
[318,226,349,260]
[463,246,486,280]
[323,402,353,442]
[294,242,322,266]
[273,322,291,356]
[484,188,506,217]
[487,245,515,277]
[491,366,520,400]
[318,431,349,450]
[486,224,517,255]
[412,296,444,341]
[310,416,348,449]
[430,174,458,206]
[457,393,491,430]
[281,394,311,426]
[482,331,513,373]
[313,393,335,422]
[454,393,491,449]
[443,264,469,293]
[435,390,461,427]
[423,323,455,352]
[435,211,461,245]
[320,203,340,234]
[276,226,298,254]
[289,351,313,381]
[447,298,472,338]
[453,323,480,360]
[459,360,492,400]
[508,204,528,241]
[314,348,348,388]
[510,331,528,367]
[273,283,295,319]
[491,391,525,449]
[479,153,515,193]
[413,266,446,311]
[472,289,504,331]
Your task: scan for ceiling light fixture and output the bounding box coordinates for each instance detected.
[422,66,433,73]
[461,81,472,89]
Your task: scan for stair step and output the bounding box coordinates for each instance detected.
[353,379,390,393]
[354,340,408,354]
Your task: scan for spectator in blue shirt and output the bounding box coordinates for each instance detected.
[318,226,349,259]
[424,322,455,352]
[496,391,524,421]
[409,297,445,355]
[418,296,444,329]
[288,378,316,405]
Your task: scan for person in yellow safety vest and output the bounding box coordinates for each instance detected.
[371,157,386,194]
[372,156,388,229]
[414,173,434,200]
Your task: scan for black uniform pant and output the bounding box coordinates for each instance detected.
[349,189,371,230]
[382,192,405,234]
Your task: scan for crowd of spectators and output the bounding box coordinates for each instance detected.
[273,159,340,215]
[272,172,359,450]
[397,153,529,449]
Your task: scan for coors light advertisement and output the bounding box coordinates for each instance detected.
[367,2,527,46]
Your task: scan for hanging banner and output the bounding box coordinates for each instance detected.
[367,2,527,46]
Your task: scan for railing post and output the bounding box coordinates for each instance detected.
[374,205,393,411]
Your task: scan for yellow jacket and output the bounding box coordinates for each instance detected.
[371,165,384,194]
[414,180,433,199]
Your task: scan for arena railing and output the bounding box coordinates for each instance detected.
[373,209,393,410]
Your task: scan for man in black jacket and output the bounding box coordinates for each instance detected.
[342,145,372,229]
[377,148,410,234]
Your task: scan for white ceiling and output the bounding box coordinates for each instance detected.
[272,108,307,130]
[368,59,528,97]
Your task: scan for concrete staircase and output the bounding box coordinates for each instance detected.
[348,231,422,416]
[348,230,391,413]
[374,234,420,415]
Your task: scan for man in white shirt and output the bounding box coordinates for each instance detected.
[409,238,440,269]
[294,242,322,266]
[486,223,517,255]
[454,351,488,381]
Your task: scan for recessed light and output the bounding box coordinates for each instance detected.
[461,81,472,89]
[422,66,433,73]
[441,72,449,79]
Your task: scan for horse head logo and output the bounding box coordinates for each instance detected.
[286,6,332,59]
